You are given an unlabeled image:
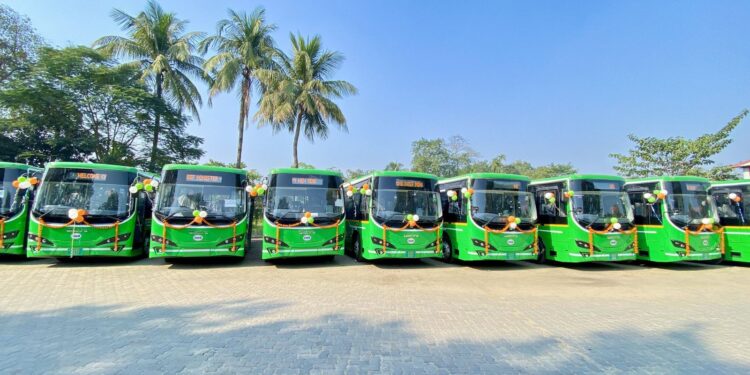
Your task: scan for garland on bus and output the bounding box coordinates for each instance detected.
[35,209,122,252]
[481,215,539,256]
[585,217,638,256]
[271,211,342,254]
[643,189,668,204]
[684,219,725,256]
[159,210,239,253]
[345,183,372,197]
[246,183,267,197]
[381,214,441,255]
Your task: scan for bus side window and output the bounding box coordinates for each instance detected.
[535,186,565,225]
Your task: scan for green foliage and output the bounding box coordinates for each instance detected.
[0,46,204,169]
[411,136,478,177]
[255,33,357,168]
[94,0,208,169]
[204,159,261,181]
[344,168,373,181]
[410,136,577,178]
[295,162,316,170]
[384,161,404,171]
[201,7,277,168]
[610,110,747,179]
[0,5,43,85]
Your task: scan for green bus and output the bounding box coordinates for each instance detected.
[150,164,249,259]
[709,180,749,263]
[344,171,442,261]
[625,176,722,262]
[530,175,638,263]
[27,162,153,258]
[1,162,42,257]
[437,173,538,262]
[261,168,345,260]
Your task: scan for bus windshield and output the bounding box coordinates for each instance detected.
[571,191,634,226]
[265,174,344,224]
[156,170,247,223]
[667,193,719,227]
[372,177,442,226]
[712,188,748,226]
[34,168,135,220]
[0,168,25,217]
[471,190,537,226]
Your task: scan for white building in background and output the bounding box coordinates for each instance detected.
[733,160,750,179]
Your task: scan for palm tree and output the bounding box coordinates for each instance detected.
[200,8,276,169]
[93,0,206,170]
[255,33,357,168]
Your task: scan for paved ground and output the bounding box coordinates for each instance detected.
[1,240,749,374]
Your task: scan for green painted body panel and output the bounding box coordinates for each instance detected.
[1,196,32,256]
[710,180,750,263]
[1,164,38,256]
[149,217,247,258]
[346,171,442,260]
[149,164,248,258]
[25,162,148,258]
[438,175,536,261]
[626,177,722,263]
[532,175,638,263]
[27,214,141,257]
[262,169,345,259]
[347,220,442,260]
[44,161,138,173]
[262,218,345,259]
[443,222,536,261]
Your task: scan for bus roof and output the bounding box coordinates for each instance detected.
[438,173,530,184]
[45,161,138,173]
[349,170,439,182]
[162,164,247,175]
[0,161,40,171]
[270,168,342,177]
[709,179,750,187]
[625,176,711,184]
[530,174,624,185]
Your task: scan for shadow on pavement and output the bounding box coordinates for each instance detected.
[0,300,745,373]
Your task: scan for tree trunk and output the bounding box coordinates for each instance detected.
[292,110,303,168]
[149,73,163,172]
[236,74,251,169]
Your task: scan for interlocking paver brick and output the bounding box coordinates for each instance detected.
[0,242,749,373]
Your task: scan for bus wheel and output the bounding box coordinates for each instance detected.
[441,235,454,262]
[353,236,365,262]
[534,241,547,264]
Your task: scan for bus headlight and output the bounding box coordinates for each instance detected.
[150,235,177,246]
[371,236,396,248]
[323,234,345,246]
[471,238,496,251]
[263,236,288,247]
[2,230,20,240]
[97,233,132,246]
[27,233,54,245]
[671,240,687,249]
[217,234,245,246]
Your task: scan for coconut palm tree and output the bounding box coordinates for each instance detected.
[200,8,276,168]
[255,33,357,168]
[93,0,206,170]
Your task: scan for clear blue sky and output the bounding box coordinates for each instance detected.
[5,0,750,175]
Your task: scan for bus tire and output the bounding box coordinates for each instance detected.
[534,240,547,264]
[441,234,454,262]
[353,235,365,262]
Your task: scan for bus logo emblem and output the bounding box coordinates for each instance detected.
[303,235,312,241]
[702,239,709,246]
[407,238,416,245]
[193,235,204,241]
[71,233,81,240]
[506,239,515,246]
[610,239,618,246]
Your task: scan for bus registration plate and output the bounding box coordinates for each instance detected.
[609,254,617,261]
[507,252,515,260]
[406,250,416,258]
